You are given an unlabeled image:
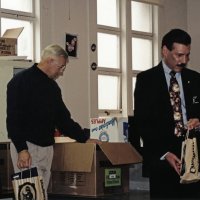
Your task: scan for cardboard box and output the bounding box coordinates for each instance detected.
[0,142,14,190]
[0,27,24,56]
[50,142,142,197]
[90,117,128,142]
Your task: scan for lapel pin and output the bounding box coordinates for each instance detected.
[193,96,199,104]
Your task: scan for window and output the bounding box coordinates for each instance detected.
[90,0,158,117]
[132,37,152,71]
[97,0,121,114]
[131,1,158,109]
[131,1,152,32]
[1,0,32,13]
[98,75,120,110]
[97,32,120,69]
[97,0,118,27]
[0,0,35,60]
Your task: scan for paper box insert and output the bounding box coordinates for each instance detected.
[90,117,129,142]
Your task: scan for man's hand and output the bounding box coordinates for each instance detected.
[86,138,102,145]
[187,118,200,130]
[165,152,181,175]
[17,150,32,169]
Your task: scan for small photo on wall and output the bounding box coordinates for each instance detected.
[65,33,78,57]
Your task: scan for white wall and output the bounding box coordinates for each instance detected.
[159,0,200,72]
[40,0,90,128]
[187,0,200,72]
[159,0,187,33]
[158,0,187,61]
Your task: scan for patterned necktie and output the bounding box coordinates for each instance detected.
[169,71,184,137]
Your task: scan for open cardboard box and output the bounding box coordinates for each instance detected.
[50,142,142,197]
[0,27,24,56]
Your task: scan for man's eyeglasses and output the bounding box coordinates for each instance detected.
[56,65,66,70]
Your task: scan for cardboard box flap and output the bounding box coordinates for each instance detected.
[52,143,95,172]
[2,27,24,39]
[99,143,142,165]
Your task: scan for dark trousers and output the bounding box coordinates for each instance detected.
[149,160,200,199]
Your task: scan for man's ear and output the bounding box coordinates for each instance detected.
[162,45,169,57]
[47,57,54,65]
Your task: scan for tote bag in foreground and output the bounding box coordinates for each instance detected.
[180,130,200,184]
[11,167,46,200]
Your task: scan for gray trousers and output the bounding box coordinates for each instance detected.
[10,142,53,198]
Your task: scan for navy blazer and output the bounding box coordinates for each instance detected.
[133,62,200,176]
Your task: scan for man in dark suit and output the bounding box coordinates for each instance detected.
[133,29,200,198]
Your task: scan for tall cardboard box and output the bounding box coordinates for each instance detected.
[50,142,142,197]
[0,27,24,56]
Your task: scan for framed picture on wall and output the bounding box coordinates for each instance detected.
[65,33,78,58]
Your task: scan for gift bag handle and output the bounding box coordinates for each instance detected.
[19,168,32,184]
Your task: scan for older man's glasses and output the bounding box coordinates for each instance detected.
[56,64,66,70]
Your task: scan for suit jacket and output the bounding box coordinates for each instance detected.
[132,62,200,176]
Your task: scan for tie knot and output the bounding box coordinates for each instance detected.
[170,71,176,77]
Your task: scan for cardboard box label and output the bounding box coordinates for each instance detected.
[105,168,121,187]
[90,117,128,142]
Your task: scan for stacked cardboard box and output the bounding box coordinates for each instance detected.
[0,27,23,56]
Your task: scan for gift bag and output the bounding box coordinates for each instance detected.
[180,130,200,184]
[11,167,46,200]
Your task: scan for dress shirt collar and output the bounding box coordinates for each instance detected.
[162,60,181,77]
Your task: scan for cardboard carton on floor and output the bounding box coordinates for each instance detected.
[0,27,24,56]
[50,142,142,197]
[90,117,129,142]
[0,142,14,191]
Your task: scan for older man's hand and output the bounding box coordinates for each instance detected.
[86,138,102,145]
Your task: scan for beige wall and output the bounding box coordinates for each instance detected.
[158,0,187,62]
[187,0,200,72]
[40,0,90,128]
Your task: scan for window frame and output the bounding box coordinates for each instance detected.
[89,0,158,117]
[0,0,36,60]
[97,1,122,116]
[131,1,158,110]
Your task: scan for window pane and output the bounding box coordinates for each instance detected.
[97,0,118,27]
[131,1,152,32]
[132,37,152,71]
[1,0,32,12]
[98,33,119,68]
[132,77,136,110]
[1,18,33,60]
[98,75,119,110]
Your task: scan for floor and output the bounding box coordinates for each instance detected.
[0,190,150,200]
[0,164,150,200]
[49,190,150,200]
[47,165,150,200]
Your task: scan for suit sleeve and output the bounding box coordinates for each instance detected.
[133,72,172,161]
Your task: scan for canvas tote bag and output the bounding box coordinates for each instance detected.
[180,129,200,184]
[11,167,46,200]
